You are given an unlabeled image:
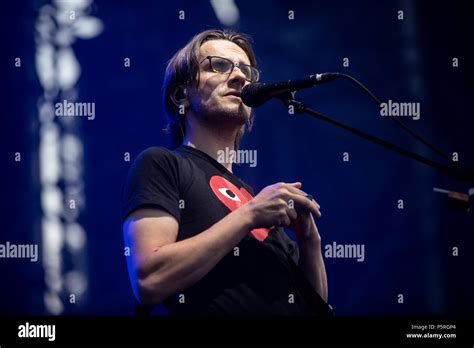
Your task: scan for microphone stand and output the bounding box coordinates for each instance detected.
[279,93,474,214]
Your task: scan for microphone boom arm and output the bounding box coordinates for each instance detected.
[279,94,474,184]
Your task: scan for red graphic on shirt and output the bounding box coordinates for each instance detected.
[209,175,270,242]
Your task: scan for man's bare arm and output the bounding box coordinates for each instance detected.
[285,183,328,302]
[124,206,254,305]
[297,224,328,302]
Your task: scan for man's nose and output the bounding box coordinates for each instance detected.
[228,66,247,88]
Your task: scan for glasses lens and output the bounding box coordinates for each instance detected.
[209,57,260,82]
[242,65,260,82]
[239,65,253,81]
[211,57,232,73]
[250,67,260,82]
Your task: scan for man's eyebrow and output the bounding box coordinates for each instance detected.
[230,55,251,64]
[238,59,251,65]
[228,57,251,65]
[207,52,247,63]
[201,55,251,65]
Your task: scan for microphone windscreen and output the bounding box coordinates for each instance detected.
[241,83,269,108]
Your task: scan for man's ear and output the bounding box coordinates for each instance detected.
[170,86,190,108]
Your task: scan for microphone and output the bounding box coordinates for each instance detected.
[241,72,341,107]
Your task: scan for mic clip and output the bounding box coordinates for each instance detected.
[278,91,306,114]
[433,187,474,214]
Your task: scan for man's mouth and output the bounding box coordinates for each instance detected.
[224,91,241,99]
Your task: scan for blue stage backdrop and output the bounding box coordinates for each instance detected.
[1,0,473,315]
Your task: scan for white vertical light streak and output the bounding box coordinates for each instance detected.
[35,0,103,314]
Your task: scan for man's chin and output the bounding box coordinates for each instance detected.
[213,106,250,125]
[225,112,250,127]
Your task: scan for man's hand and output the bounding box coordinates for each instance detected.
[243,182,320,232]
[243,181,328,301]
[289,207,322,243]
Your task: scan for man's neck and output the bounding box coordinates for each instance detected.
[182,121,239,173]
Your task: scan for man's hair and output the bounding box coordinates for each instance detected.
[162,29,257,149]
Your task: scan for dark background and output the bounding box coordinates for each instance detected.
[1,0,473,316]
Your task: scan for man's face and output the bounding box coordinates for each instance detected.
[186,39,253,130]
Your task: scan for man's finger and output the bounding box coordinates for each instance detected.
[287,182,302,188]
[285,185,321,210]
[285,206,298,220]
[287,194,321,218]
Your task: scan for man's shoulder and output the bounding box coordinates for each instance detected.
[133,146,186,166]
[125,146,187,180]
[137,146,175,160]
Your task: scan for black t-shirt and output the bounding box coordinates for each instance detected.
[121,145,334,316]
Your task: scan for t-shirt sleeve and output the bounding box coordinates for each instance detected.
[121,147,182,223]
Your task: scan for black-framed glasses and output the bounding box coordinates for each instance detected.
[200,55,261,82]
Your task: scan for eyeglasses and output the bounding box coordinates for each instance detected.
[200,55,261,83]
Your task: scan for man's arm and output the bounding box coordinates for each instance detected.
[123,206,254,305]
[284,183,328,302]
[294,212,328,302]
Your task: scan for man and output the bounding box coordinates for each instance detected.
[122,29,333,316]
